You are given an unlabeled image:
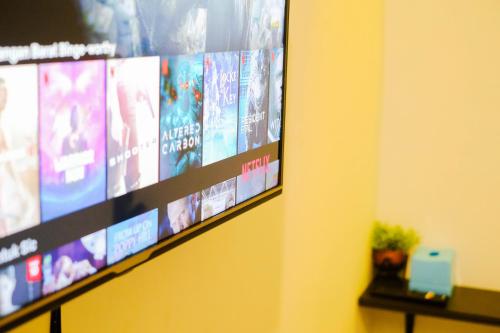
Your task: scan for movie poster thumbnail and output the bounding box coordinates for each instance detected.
[159,193,201,240]
[107,57,160,199]
[265,160,280,190]
[205,0,250,52]
[268,48,284,143]
[206,0,285,52]
[107,209,159,265]
[78,0,208,57]
[0,65,40,237]
[202,52,239,166]
[238,50,269,153]
[246,0,286,50]
[135,0,208,56]
[42,230,106,295]
[160,55,203,181]
[201,178,236,221]
[0,256,42,317]
[39,60,107,222]
[236,163,267,204]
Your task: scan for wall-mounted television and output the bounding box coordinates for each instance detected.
[0,0,288,330]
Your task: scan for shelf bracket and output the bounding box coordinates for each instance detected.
[405,313,415,333]
[50,307,61,333]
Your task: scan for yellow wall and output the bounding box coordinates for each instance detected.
[12,0,384,332]
[372,0,500,332]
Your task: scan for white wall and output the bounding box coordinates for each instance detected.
[372,0,500,332]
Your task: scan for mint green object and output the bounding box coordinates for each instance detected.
[409,247,455,296]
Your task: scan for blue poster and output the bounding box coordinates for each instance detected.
[106,209,158,265]
[202,51,239,166]
[159,193,201,240]
[160,55,203,181]
[238,50,269,153]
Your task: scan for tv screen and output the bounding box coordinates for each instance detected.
[0,0,287,329]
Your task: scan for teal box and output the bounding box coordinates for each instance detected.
[409,247,455,296]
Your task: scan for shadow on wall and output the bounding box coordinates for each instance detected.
[58,196,285,333]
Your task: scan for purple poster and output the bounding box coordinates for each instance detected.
[39,60,107,222]
[42,230,107,295]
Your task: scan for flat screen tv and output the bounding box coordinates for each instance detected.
[0,0,288,330]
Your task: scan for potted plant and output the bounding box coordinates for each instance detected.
[371,221,420,277]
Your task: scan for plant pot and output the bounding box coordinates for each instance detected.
[373,249,408,277]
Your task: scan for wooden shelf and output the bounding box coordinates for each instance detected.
[359,277,500,333]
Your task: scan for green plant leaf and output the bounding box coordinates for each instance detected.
[371,221,420,252]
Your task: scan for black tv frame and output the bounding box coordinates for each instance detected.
[0,1,290,330]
